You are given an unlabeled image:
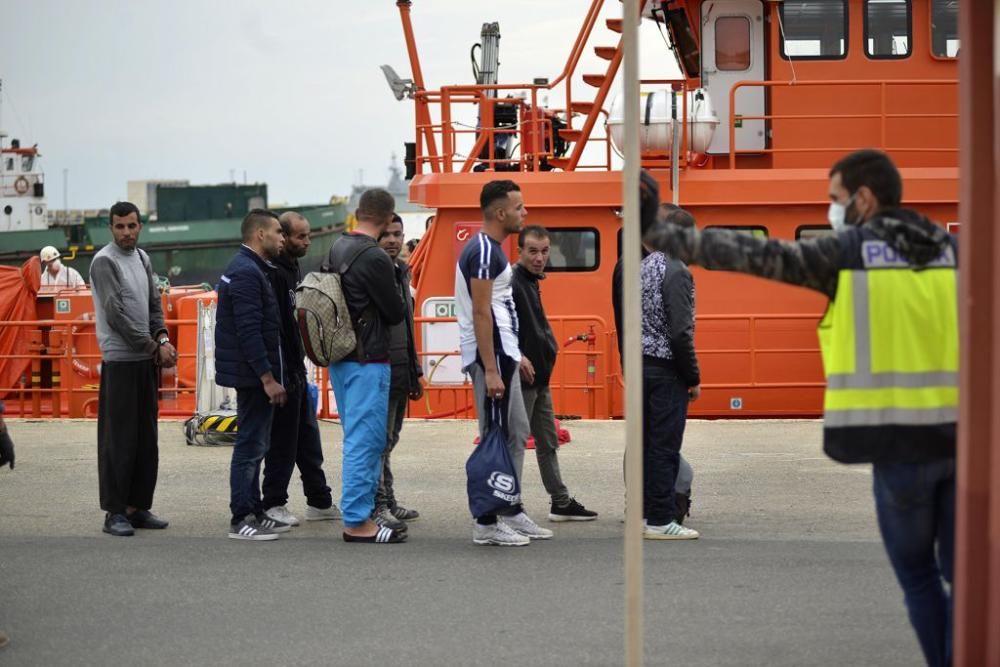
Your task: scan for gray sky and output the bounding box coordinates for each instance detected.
[3,1,680,210]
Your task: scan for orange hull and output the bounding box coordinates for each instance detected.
[407,168,957,419]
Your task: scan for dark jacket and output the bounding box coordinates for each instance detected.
[215,245,283,388]
[270,252,308,385]
[388,259,423,394]
[511,264,558,389]
[612,248,701,387]
[323,232,404,362]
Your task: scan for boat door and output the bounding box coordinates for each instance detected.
[700,0,765,154]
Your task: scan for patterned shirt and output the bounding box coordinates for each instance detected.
[640,251,672,359]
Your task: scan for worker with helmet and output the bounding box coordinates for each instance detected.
[39,246,85,290]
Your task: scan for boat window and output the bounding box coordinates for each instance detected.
[21,156,34,172]
[865,0,912,59]
[796,225,835,240]
[715,16,752,71]
[931,0,959,58]
[779,0,848,60]
[544,228,599,272]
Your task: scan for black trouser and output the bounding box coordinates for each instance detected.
[98,359,159,514]
[375,388,409,510]
[262,376,333,511]
[642,359,688,525]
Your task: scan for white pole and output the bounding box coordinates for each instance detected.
[671,92,680,205]
[622,0,643,665]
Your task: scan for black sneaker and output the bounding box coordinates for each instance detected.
[548,498,598,522]
[256,513,292,534]
[390,505,420,522]
[229,514,279,541]
[674,492,691,526]
[373,507,408,532]
[127,509,169,530]
[103,512,135,537]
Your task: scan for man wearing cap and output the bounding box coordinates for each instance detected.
[39,246,85,290]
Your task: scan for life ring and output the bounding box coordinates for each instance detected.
[14,176,30,195]
[70,317,102,380]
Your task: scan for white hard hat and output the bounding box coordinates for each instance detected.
[40,246,61,263]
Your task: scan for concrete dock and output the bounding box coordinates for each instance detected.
[0,418,921,666]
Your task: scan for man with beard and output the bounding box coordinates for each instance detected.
[89,201,176,537]
[216,209,289,541]
[456,180,553,546]
[260,212,339,528]
[373,214,423,526]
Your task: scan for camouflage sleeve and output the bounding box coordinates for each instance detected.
[644,222,843,299]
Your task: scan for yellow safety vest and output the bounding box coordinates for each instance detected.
[817,235,958,463]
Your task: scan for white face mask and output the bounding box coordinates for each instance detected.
[827,194,856,232]
[49,259,63,272]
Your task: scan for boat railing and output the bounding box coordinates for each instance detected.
[726,79,960,168]
[0,318,198,419]
[3,311,827,420]
[609,312,826,417]
[400,0,655,175]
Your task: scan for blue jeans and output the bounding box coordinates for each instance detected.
[230,386,275,524]
[873,460,955,667]
[329,361,390,528]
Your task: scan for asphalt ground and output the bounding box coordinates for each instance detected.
[0,418,921,666]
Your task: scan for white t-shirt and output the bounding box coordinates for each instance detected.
[454,232,521,368]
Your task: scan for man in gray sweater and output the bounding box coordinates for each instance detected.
[90,201,177,537]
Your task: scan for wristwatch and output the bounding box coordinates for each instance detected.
[158,336,170,346]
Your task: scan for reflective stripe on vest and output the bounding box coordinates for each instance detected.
[818,262,959,429]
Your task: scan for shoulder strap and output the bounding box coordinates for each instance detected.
[137,248,152,274]
[338,243,373,275]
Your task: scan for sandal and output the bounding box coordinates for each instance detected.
[342,526,407,544]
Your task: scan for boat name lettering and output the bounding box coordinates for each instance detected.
[149,225,191,233]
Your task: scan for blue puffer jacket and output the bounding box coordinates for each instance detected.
[215,245,283,389]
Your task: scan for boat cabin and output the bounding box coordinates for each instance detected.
[0,135,47,232]
[395,0,958,419]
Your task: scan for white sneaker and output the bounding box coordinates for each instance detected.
[644,520,699,540]
[473,521,530,546]
[264,505,300,527]
[502,512,554,540]
[304,504,342,521]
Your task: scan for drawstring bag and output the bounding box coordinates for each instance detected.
[465,396,521,517]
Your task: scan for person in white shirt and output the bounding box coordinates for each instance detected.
[39,245,86,290]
